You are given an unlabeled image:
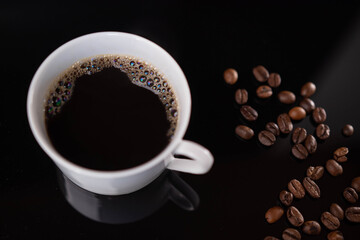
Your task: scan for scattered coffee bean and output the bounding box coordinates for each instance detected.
[235,89,248,105]
[351,176,360,192]
[299,98,315,114]
[330,203,344,221]
[240,105,258,121]
[235,125,254,140]
[345,206,360,223]
[343,187,358,203]
[304,135,317,154]
[306,166,324,180]
[327,230,344,240]
[333,147,348,163]
[326,160,343,177]
[265,122,280,136]
[312,107,327,124]
[256,85,273,98]
[282,228,301,240]
[321,211,340,230]
[342,124,354,137]
[300,82,316,98]
[302,220,321,235]
[278,91,296,104]
[303,177,320,198]
[224,68,238,85]
[291,144,308,160]
[277,113,293,134]
[253,65,269,82]
[264,236,279,240]
[265,206,284,224]
[268,73,281,88]
[292,127,307,144]
[316,123,330,140]
[287,206,304,227]
[288,179,305,199]
[289,106,306,121]
[258,130,276,146]
[279,190,293,206]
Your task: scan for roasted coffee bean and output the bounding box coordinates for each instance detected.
[345,207,360,223]
[282,228,301,240]
[235,89,248,105]
[292,144,308,160]
[306,166,324,180]
[279,190,293,206]
[330,203,344,221]
[258,130,276,146]
[224,68,238,85]
[292,127,307,144]
[302,221,321,235]
[327,230,344,240]
[303,177,320,198]
[312,107,327,123]
[304,135,317,154]
[333,147,348,163]
[326,160,343,177]
[278,91,296,104]
[265,122,280,136]
[316,123,330,140]
[265,206,284,223]
[235,125,254,140]
[343,187,358,203]
[240,105,258,121]
[321,212,340,230]
[299,98,315,114]
[268,73,281,87]
[256,85,273,98]
[277,113,293,134]
[342,124,354,137]
[289,107,306,121]
[253,65,269,82]
[300,82,316,98]
[264,236,279,240]
[288,179,305,199]
[351,176,360,192]
[287,206,304,227]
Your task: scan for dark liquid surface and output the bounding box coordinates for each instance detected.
[46,67,171,171]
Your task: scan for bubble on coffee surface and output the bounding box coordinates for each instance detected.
[44,54,178,137]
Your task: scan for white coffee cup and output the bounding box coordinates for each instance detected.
[27,32,214,195]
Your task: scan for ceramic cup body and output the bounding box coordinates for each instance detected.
[27,32,213,195]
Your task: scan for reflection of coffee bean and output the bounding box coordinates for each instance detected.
[256,85,273,98]
[304,135,317,154]
[258,130,276,146]
[282,228,301,240]
[330,203,344,221]
[224,68,238,85]
[312,107,327,123]
[333,147,348,163]
[299,98,315,114]
[288,179,305,199]
[321,211,340,230]
[345,207,360,223]
[235,125,254,140]
[343,187,358,203]
[277,113,293,134]
[288,107,306,121]
[303,177,320,198]
[316,123,330,140]
[240,105,258,121]
[291,144,308,160]
[268,73,281,88]
[265,122,280,136]
[300,82,316,97]
[292,127,307,144]
[235,89,248,105]
[342,124,354,137]
[327,230,344,240]
[306,166,324,180]
[279,190,293,206]
[287,206,304,227]
[278,91,296,104]
[351,176,360,192]
[265,206,284,224]
[264,236,279,240]
[326,160,343,177]
[253,65,269,82]
[302,220,321,235]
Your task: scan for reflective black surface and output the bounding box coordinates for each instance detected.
[1,2,360,239]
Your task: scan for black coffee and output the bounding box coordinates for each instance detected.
[45,55,178,171]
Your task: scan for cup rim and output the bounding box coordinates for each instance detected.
[27,31,191,178]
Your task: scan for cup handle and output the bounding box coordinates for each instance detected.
[166,140,214,174]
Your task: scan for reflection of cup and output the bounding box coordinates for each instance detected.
[57,168,199,224]
[27,32,214,195]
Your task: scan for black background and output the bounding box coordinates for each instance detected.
[1,1,360,239]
